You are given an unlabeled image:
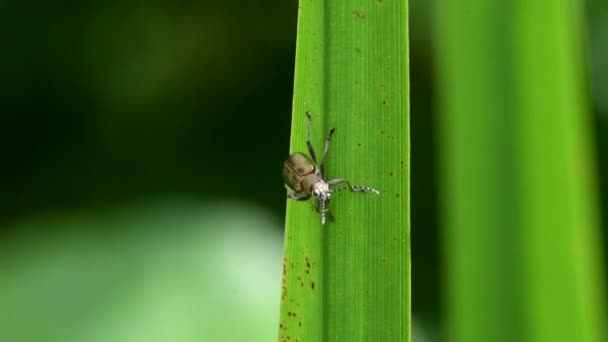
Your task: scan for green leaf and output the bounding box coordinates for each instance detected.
[279,1,410,342]
[434,0,606,341]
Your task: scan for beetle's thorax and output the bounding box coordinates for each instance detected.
[311,181,331,202]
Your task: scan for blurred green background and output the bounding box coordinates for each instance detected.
[0,0,606,341]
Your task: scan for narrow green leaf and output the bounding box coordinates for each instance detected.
[279,1,410,342]
[435,0,606,341]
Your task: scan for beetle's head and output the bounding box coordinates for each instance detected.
[311,181,331,203]
[312,181,332,225]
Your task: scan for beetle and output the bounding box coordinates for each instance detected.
[282,111,380,225]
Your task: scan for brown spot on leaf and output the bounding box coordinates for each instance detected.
[305,256,311,274]
[353,10,366,19]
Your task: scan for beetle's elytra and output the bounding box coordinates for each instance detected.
[282,153,316,193]
[282,111,380,225]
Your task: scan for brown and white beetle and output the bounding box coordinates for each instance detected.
[282,111,380,225]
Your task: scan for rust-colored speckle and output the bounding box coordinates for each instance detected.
[305,256,311,274]
[353,10,366,19]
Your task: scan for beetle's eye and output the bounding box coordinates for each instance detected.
[312,190,319,197]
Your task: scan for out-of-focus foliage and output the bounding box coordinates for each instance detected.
[0,201,282,342]
[434,0,606,341]
[587,0,608,117]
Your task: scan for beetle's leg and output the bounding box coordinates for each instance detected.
[314,198,335,224]
[319,127,335,177]
[305,111,318,164]
[314,198,322,221]
[320,200,327,225]
[328,178,380,194]
[288,191,311,201]
[285,184,311,201]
